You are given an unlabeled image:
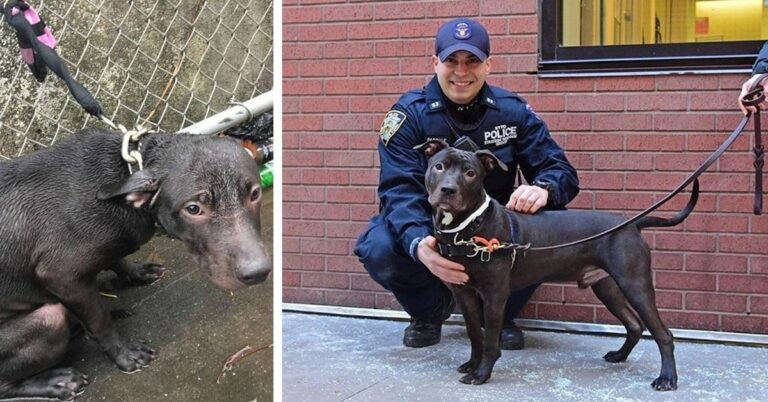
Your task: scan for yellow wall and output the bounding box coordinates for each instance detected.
[694,0,762,42]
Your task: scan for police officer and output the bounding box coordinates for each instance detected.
[354,18,580,349]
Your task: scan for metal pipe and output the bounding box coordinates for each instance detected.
[182,89,274,135]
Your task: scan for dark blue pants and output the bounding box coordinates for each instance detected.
[354,219,539,324]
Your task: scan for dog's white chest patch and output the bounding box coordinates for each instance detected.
[441,211,454,225]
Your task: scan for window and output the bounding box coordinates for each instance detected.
[540,0,768,75]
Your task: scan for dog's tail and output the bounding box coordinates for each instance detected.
[636,179,699,230]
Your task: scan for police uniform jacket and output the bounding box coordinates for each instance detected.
[372,76,579,260]
[754,42,768,74]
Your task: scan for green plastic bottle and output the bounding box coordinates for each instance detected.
[259,160,274,189]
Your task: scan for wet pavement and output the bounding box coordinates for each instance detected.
[283,312,768,402]
[45,188,274,402]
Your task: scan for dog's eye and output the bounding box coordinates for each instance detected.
[466,170,476,178]
[250,186,262,203]
[185,203,203,215]
[434,163,444,171]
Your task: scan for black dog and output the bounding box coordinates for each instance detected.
[0,129,271,401]
[420,140,697,391]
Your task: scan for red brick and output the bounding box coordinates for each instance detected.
[302,272,350,289]
[563,286,601,305]
[626,134,685,151]
[566,94,625,112]
[282,151,324,167]
[350,59,399,76]
[651,252,684,271]
[718,194,758,213]
[283,61,299,78]
[721,315,768,334]
[349,169,378,186]
[283,287,325,304]
[593,114,653,131]
[400,21,442,39]
[323,42,374,59]
[284,186,325,202]
[323,4,373,22]
[655,290,683,309]
[685,253,748,273]
[301,97,349,113]
[301,238,350,255]
[283,79,324,96]
[375,40,430,58]
[375,293,401,310]
[578,172,624,190]
[655,271,716,291]
[283,43,324,60]
[719,235,768,254]
[566,134,624,151]
[283,254,325,271]
[424,1,480,17]
[302,203,350,220]
[284,115,324,132]
[492,75,537,93]
[595,76,656,92]
[302,169,350,185]
[327,256,365,273]
[625,173,688,191]
[348,22,399,40]
[538,77,594,93]
[283,203,302,219]
[283,238,301,253]
[685,292,748,313]
[326,221,368,239]
[373,2,427,20]
[654,113,716,132]
[373,77,429,95]
[688,133,750,152]
[595,153,653,171]
[752,257,768,275]
[656,75,719,91]
[297,24,347,41]
[492,36,537,55]
[351,274,383,291]
[506,15,538,34]
[536,303,595,322]
[283,168,301,185]
[655,153,710,172]
[480,0,536,15]
[326,187,376,204]
[719,274,768,294]
[658,310,718,330]
[283,6,322,23]
[751,296,768,314]
[299,60,348,77]
[350,204,379,221]
[325,78,374,95]
[300,133,349,149]
[284,220,325,237]
[283,271,301,287]
[689,92,734,111]
[654,233,716,252]
[325,290,375,308]
[595,192,655,211]
[324,151,375,168]
[626,93,688,111]
[684,214,749,233]
[351,96,398,113]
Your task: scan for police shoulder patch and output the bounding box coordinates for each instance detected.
[380,110,407,145]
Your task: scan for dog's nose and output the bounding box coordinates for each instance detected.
[440,186,457,195]
[236,261,272,285]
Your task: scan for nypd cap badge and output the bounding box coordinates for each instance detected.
[380,110,407,145]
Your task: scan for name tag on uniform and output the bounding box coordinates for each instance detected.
[483,124,517,147]
[380,110,407,145]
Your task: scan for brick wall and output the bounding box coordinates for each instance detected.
[282,0,768,335]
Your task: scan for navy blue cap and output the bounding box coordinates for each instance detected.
[435,18,490,62]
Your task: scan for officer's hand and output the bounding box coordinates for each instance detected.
[416,236,468,285]
[506,184,548,214]
[740,74,768,115]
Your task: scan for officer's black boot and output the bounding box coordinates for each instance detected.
[403,291,455,348]
[500,321,524,350]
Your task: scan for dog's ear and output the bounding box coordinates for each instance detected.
[475,150,508,172]
[97,169,160,208]
[413,139,449,158]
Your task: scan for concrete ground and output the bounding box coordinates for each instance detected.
[283,312,768,402]
[29,188,274,402]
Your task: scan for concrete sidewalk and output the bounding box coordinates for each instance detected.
[283,312,768,402]
[24,189,274,402]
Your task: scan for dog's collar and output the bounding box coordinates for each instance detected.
[436,194,491,235]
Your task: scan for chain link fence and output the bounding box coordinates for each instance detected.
[0,0,273,159]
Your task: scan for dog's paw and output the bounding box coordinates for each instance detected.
[459,372,490,385]
[127,263,166,286]
[651,376,678,391]
[457,360,477,373]
[603,350,628,363]
[113,339,156,374]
